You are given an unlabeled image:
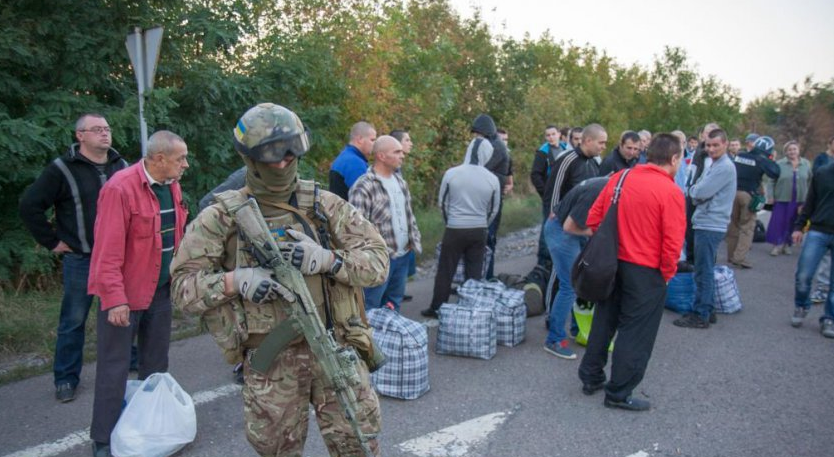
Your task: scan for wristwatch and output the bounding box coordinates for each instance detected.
[329,253,344,276]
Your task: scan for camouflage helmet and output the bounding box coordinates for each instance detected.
[233,103,311,163]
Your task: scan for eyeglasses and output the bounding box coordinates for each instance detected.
[79,126,111,134]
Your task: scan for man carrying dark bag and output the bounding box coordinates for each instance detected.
[578,133,686,411]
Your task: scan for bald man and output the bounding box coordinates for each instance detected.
[350,136,422,311]
[330,121,377,200]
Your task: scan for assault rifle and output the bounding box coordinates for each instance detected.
[231,197,375,457]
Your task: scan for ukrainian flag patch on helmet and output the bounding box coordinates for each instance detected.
[234,120,247,142]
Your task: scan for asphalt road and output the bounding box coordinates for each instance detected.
[1,237,832,457]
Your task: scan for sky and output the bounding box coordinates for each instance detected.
[449,0,834,106]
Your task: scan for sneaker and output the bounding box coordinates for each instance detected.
[604,396,651,411]
[402,294,413,302]
[810,290,827,304]
[92,441,111,457]
[582,381,604,396]
[770,245,782,256]
[783,246,792,255]
[543,340,576,359]
[709,312,717,324]
[791,307,809,328]
[821,319,834,338]
[420,308,438,319]
[730,260,752,269]
[55,382,76,403]
[673,313,709,329]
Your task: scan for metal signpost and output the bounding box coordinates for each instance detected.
[126,26,163,157]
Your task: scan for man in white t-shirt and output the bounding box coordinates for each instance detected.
[349,136,422,311]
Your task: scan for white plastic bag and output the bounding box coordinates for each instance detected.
[111,373,197,457]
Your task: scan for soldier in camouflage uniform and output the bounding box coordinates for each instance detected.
[170,103,389,457]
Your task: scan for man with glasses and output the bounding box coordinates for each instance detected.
[19,114,128,403]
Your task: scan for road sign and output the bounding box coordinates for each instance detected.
[126,26,163,156]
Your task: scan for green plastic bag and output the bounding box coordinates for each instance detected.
[572,299,613,351]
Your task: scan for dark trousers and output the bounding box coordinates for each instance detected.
[685,197,696,263]
[90,285,172,443]
[578,261,666,402]
[485,199,503,279]
[429,227,488,310]
[536,203,553,270]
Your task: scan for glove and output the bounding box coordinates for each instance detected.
[277,229,334,275]
[234,267,295,305]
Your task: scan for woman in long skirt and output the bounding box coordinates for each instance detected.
[765,141,812,255]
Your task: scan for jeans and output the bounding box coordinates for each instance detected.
[544,217,584,345]
[794,230,834,322]
[693,229,725,319]
[54,253,95,388]
[814,252,831,293]
[364,253,411,311]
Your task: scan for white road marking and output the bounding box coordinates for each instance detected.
[396,410,512,457]
[626,451,650,457]
[3,384,241,457]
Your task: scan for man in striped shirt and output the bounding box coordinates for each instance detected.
[19,113,128,403]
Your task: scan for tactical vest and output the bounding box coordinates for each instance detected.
[205,180,373,364]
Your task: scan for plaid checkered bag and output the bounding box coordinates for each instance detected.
[436,303,496,359]
[457,279,526,347]
[713,265,742,314]
[434,243,494,284]
[366,308,430,400]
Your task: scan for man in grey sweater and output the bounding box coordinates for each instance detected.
[421,138,501,318]
[674,129,737,329]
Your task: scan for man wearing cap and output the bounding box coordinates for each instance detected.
[727,136,780,268]
[745,133,760,155]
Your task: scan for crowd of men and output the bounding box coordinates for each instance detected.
[17,106,834,454]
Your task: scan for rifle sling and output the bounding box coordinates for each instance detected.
[249,319,301,374]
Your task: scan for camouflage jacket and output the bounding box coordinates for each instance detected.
[170,181,389,362]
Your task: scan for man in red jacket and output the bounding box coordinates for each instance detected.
[87,130,189,457]
[578,133,686,412]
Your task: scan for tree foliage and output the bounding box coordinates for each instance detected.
[2,0,747,289]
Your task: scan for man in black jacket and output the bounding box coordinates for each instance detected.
[727,136,779,268]
[531,125,569,270]
[599,131,641,176]
[19,113,128,403]
[790,163,834,338]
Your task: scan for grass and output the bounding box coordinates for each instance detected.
[0,289,200,385]
[0,192,542,385]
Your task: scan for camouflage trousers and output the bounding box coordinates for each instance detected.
[242,341,381,457]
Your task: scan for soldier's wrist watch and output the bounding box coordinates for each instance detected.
[329,253,344,276]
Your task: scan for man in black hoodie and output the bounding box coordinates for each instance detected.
[470,113,509,279]
[19,114,128,403]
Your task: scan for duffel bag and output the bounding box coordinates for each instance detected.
[665,272,695,314]
[436,303,496,360]
[713,265,742,314]
[366,308,430,400]
[457,279,526,347]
